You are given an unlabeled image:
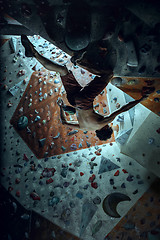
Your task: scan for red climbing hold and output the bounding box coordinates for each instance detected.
[16,191,20,197]
[91,182,98,189]
[80,172,84,176]
[46,178,54,184]
[156,128,160,134]
[114,170,120,176]
[95,149,102,155]
[23,154,29,161]
[30,192,40,200]
[122,169,128,174]
[91,157,96,161]
[89,174,96,182]
[15,178,20,184]
[8,187,13,192]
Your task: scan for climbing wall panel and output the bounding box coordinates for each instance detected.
[105,178,160,239]
[10,69,115,159]
[112,76,160,116]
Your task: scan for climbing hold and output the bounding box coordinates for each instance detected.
[15,178,20,184]
[61,208,71,222]
[89,162,97,170]
[61,167,68,178]
[117,115,124,122]
[127,79,139,85]
[38,138,46,148]
[86,141,91,147]
[123,222,135,230]
[9,37,17,53]
[138,65,146,74]
[63,182,70,187]
[42,168,56,178]
[53,132,60,139]
[21,214,30,220]
[98,156,120,174]
[76,191,83,199]
[70,143,77,150]
[93,196,101,205]
[110,179,114,185]
[114,170,120,176]
[154,97,159,102]
[83,184,89,190]
[140,44,151,53]
[80,172,84,176]
[121,183,126,188]
[17,116,28,130]
[78,143,82,148]
[91,182,98,189]
[91,157,96,161]
[95,149,102,155]
[91,220,102,236]
[116,128,133,145]
[48,196,60,206]
[46,178,54,184]
[21,3,32,17]
[89,174,96,183]
[80,201,98,237]
[122,169,128,173]
[23,154,29,161]
[148,138,154,144]
[54,79,60,84]
[43,93,47,99]
[16,191,20,197]
[35,116,41,122]
[69,201,75,208]
[30,191,40,200]
[61,146,66,151]
[102,192,131,218]
[133,189,138,195]
[126,175,134,182]
[68,130,79,135]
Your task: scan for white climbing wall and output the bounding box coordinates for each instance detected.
[0,35,158,240]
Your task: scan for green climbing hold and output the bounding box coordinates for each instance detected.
[17,116,28,130]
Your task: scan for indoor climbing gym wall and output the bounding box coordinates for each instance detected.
[0,34,160,240]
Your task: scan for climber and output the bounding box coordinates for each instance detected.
[21,35,146,140]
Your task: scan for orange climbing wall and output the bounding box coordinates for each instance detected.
[105,178,160,239]
[10,69,115,159]
[115,77,160,116]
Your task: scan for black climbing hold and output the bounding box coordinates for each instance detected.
[138,65,146,74]
[17,116,28,130]
[154,97,159,102]
[38,138,46,148]
[93,196,101,205]
[140,44,151,53]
